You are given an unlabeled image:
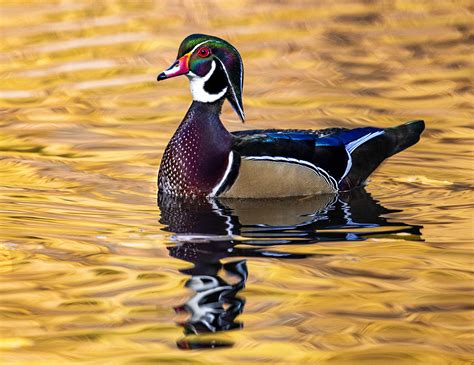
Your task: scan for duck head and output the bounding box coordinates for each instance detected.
[157,34,245,122]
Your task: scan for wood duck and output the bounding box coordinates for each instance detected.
[157,34,425,198]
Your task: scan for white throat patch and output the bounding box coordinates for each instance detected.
[187,60,227,103]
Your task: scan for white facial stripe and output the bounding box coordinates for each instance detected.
[188,60,227,103]
[189,40,212,54]
[215,57,244,119]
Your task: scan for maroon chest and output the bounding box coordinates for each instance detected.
[158,101,233,197]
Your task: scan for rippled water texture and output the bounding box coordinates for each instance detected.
[1,1,473,364]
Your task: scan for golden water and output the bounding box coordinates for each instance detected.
[1,1,473,364]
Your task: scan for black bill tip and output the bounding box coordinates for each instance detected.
[157,72,167,81]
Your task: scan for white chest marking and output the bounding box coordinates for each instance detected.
[208,151,234,197]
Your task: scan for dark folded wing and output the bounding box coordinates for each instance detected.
[226,121,422,194]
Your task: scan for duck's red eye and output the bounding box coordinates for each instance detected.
[197,47,211,58]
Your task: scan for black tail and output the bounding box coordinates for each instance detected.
[342,120,425,189]
[385,120,425,157]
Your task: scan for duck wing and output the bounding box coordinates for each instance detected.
[231,127,353,186]
[212,121,424,198]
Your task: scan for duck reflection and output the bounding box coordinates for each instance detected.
[173,260,247,350]
[158,189,422,349]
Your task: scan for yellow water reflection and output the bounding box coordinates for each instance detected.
[1,1,473,364]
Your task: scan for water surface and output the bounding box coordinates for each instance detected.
[1,1,473,364]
